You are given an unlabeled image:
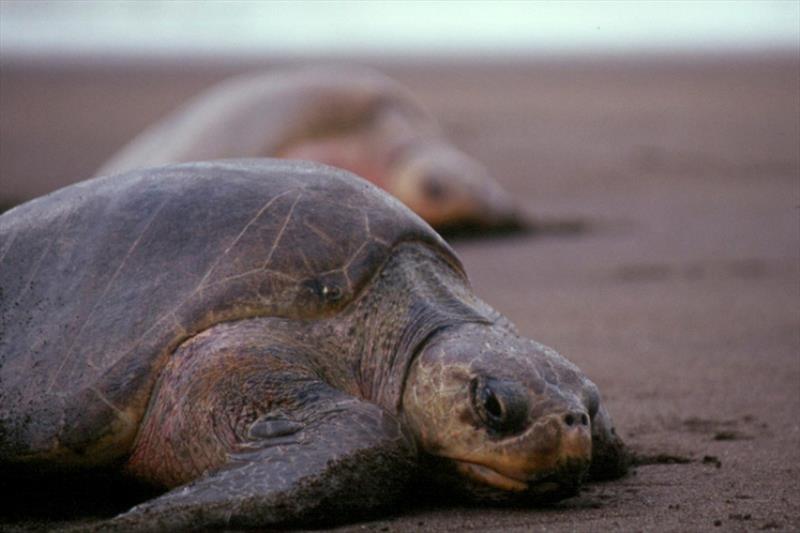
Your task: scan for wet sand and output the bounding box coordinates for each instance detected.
[1,53,798,531]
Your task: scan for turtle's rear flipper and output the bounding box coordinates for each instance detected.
[101,393,415,531]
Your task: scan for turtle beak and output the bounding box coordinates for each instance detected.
[457,408,593,492]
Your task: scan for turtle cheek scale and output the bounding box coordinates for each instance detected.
[401,324,597,502]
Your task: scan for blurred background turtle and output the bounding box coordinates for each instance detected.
[96,66,524,235]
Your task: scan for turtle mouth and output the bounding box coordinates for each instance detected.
[451,458,586,500]
[454,460,530,492]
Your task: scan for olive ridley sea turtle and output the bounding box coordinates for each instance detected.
[0,160,626,530]
[95,66,523,233]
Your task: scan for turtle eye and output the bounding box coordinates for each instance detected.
[483,387,503,421]
[470,377,528,435]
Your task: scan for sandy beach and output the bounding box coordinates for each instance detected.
[1,53,798,531]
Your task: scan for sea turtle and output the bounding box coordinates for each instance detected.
[95,66,522,233]
[0,160,625,530]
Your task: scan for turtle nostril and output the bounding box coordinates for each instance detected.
[563,411,589,428]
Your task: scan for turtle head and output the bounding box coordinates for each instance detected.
[401,323,626,502]
[387,143,524,232]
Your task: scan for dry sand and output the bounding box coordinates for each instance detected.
[1,53,798,531]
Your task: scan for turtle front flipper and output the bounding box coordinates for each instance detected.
[106,399,414,531]
[102,321,417,531]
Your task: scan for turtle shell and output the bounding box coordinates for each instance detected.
[0,159,459,465]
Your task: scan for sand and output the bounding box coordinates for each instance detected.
[1,53,798,531]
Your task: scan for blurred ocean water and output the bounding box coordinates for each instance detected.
[1,0,798,58]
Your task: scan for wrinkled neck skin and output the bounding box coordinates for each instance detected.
[127,243,485,487]
[297,243,499,413]
[180,243,495,414]
[300,245,622,504]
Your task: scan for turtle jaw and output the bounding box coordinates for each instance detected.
[447,440,593,501]
[427,452,591,503]
[454,460,529,492]
[423,412,595,502]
